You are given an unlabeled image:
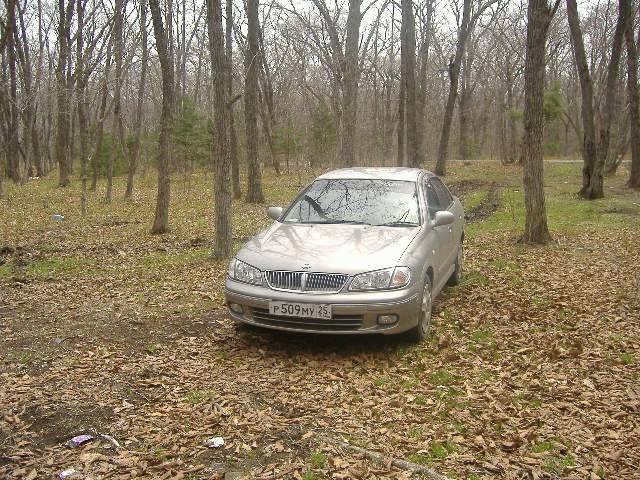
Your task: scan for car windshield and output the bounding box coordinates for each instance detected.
[283,179,420,226]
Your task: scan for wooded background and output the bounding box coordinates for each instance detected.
[0,0,639,246]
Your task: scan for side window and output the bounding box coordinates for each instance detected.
[424,180,442,217]
[431,178,453,208]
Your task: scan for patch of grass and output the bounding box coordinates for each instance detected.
[430,441,457,459]
[408,453,432,466]
[415,395,427,406]
[17,352,33,364]
[402,377,420,390]
[373,376,391,387]
[531,295,552,307]
[310,452,327,469]
[409,441,457,465]
[467,182,639,237]
[488,258,519,272]
[302,473,321,480]
[152,446,168,460]
[184,389,212,405]
[463,188,488,211]
[139,248,210,270]
[145,343,162,354]
[543,455,575,475]
[457,270,489,289]
[0,260,13,280]
[430,369,457,386]
[620,353,636,365]
[26,256,98,278]
[531,441,554,453]
[407,425,426,439]
[471,328,493,344]
[545,162,581,178]
[478,370,494,383]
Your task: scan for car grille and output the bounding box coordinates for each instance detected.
[265,271,348,293]
[250,307,363,331]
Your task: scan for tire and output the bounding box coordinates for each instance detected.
[407,278,433,343]
[447,244,463,286]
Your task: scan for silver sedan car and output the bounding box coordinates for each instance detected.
[225,167,464,341]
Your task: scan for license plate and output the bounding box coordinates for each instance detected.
[269,301,332,319]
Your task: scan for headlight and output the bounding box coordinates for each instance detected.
[349,267,411,291]
[229,258,263,285]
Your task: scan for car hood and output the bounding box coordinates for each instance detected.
[238,222,420,275]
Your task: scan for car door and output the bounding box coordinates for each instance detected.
[430,177,459,270]
[423,178,452,287]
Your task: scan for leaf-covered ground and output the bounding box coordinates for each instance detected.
[1,162,639,479]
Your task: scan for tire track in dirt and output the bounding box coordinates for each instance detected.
[448,180,501,223]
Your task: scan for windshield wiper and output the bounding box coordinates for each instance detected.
[316,220,370,225]
[374,221,419,227]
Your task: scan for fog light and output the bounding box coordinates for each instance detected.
[377,314,398,325]
[229,303,243,314]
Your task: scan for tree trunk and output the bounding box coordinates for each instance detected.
[341,0,362,167]
[567,0,627,199]
[207,0,232,257]
[6,0,22,183]
[521,0,554,244]
[76,0,89,216]
[257,22,280,174]
[397,54,406,166]
[592,0,628,196]
[402,0,419,167]
[459,59,470,160]
[149,0,175,234]
[226,0,241,199]
[627,5,640,188]
[417,0,434,164]
[245,0,264,203]
[91,43,112,191]
[125,0,149,199]
[434,0,471,175]
[106,0,126,203]
[15,0,43,178]
[506,66,518,163]
[55,0,73,187]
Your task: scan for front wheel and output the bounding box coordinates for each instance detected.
[407,278,432,343]
[447,244,463,286]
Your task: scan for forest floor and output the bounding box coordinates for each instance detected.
[1,161,639,480]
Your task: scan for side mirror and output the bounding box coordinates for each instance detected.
[267,206,283,221]
[432,210,455,228]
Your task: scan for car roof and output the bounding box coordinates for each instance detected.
[317,167,434,182]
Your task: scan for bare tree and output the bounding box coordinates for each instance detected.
[342,0,363,167]
[416,0,435,164]
[55,0,74,187]
[434,0,501,175]
[207,0,233,257]
[245,0,265,202]
[227,0,241,199]
[521,0,560,244]
[125,1,150,199]
[6,0,21,183]
[15,0,43,177]
[626,0,640,188]
[91,43,113,191]
[567,0,628,198]
[400,0,418,167]
[149,0,175,234]
[76,0,88,215]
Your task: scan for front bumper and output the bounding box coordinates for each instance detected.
[224,278,421,335]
